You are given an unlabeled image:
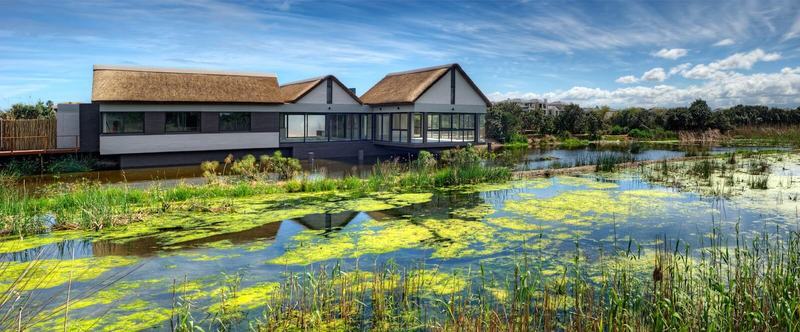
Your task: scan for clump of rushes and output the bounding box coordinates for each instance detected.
[0,147,511,236]
[242,227,800,331]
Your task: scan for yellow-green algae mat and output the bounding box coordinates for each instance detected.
[0,191,435,254]
[268,176,695,265]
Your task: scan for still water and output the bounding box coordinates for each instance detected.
[2,152,798,330]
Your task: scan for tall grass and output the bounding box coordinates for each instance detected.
[207,227,800,331]
[0,147,512,236]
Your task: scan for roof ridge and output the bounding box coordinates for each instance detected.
[384,63,455,77]
[280,75,328,87]
[93,65,277,78]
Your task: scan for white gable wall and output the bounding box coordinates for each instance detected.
[294,79,360,105]
[415,69,487,106]
[295,83,326,104]
[415,69,451,104]
[454,70,487,106]
[332,81,359,104]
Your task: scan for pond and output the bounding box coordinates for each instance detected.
[498,143,789,171]
[2,152,798,330]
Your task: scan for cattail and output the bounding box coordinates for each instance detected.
[652,263,663,283]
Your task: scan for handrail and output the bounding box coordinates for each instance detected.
[0,135,79,153]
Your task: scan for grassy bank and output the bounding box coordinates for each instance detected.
[727,125,800,146]
[0,147,511,237]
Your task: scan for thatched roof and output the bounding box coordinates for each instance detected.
[92,65,283,103]
[280,75,361,104]
[360,63,491,106]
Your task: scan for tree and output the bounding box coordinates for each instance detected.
[6,100,55,119]
[687,99,712,130]
[554,104,583,134]
[486,101,523,142]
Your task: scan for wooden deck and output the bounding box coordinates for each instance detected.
[0,147,80,157]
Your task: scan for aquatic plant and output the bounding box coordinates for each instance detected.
[46,154,95,174]
[247,226,800,331]
[560,137,590,149]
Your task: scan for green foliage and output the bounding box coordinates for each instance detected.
[486,101,523,142]
[439,145,481,168]
[230,154,259,179]
[2,100,55,119]
[46,155,95,174]
[259,151,302,180]
[3,157,39,176]
[560,137,589,149]
[412,150,437,171]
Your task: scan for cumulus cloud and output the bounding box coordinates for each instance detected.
[615,75,639,84]
[668,63,692,76]
[713,38,735,46]
[652,48,688,60]
[489,66,800,108]
[641,67,667,81]
[683,48,781,79]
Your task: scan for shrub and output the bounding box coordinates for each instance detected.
[4,157,39,176]
[46,155,95,174]
[439,145,481,168]
[231,154,259,179]
[260,151,302,180]
[413,150,437,171]
[560,137,589,149]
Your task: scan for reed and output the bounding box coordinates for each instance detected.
[204,226,800,331]
[0,148,512,236]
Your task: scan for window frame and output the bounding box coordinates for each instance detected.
[218,112,251,132]
[101,112,144,135]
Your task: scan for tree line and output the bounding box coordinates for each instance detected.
[487,99,800,142]
[0,101,56,120]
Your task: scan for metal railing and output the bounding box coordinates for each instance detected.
[0,135,79,154]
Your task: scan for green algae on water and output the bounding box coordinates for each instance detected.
[0,256,137,291]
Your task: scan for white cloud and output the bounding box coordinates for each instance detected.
[713,38,735,46]
[641,67,667,81]
[489,66,800,108]
[668,63,692,76]
[615,75,639,84]
[653,48,688,60]
[783,14,800,41]
[683,48,781,79]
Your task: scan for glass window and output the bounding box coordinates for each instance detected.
[412,113,422,142]
[440,114,452,129]
[361,114,372,140]
[478,114,486,142]
[391,113,408,143]
[165,112,200,132]
[102,112,143,134]
[379,114,391,141]
[281,114,306,143]
[348,114,359,140]
[330,114,348,141]
[219,112,250,132]
[462,114,475,129]
[306,114,327,141]
[428,114,439,130]
[424,113,479,143]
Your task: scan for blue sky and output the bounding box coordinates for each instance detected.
[1,0,799,109]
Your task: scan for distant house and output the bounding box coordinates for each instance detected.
[56,63,489,168]
[499,98,569,116]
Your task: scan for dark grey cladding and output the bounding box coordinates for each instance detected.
[144,112,165,134]
[251,112,279,132]
[201,112,219,133]
[78,103,100,152]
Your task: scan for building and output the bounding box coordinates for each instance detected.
[55,63,489,168]
[501,98,568,116]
